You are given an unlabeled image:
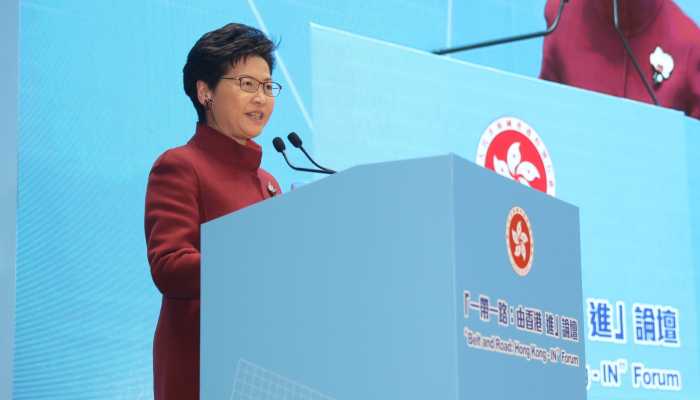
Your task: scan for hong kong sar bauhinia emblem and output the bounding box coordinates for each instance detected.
[506,206,534,277]
[476,116,555,197]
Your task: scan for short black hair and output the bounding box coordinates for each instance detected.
[183,23,277,122]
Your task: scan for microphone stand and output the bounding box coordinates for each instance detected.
[433,0,570,55]
[280,152,333,174]
[287,132,336,174]
[612,0,659,105]
[272,137,334,175]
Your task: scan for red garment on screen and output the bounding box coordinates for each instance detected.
[540,0,700,119]
[144,124,281,400]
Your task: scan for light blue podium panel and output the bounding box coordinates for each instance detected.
[201,155,584,400]
[310,24,699,399]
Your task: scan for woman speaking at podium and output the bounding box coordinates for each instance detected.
[144,23,282,400]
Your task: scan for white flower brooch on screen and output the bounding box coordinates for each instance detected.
[649,46,674,85]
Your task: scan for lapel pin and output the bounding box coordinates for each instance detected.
[649,46,674,85]
[267,181,277,197]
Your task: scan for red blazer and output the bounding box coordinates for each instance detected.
[144,124,281,400]
[540,0,700,119]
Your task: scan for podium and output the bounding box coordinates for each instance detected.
[201,155,584,400]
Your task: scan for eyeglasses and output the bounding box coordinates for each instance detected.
[220,75,282,97]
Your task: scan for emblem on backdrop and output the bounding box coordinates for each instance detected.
[476,117,555,196]
[506,207,534,277]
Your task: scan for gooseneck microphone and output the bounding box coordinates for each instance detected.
[433,0,570,55]
[286,132,336,174]
[272,137,333,175]
[612,0,659,106]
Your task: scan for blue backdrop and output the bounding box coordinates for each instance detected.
[1,1,18,400]
[11,1,700,399]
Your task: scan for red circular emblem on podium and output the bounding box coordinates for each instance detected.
[476,117,556,196]
[506,207,534,276]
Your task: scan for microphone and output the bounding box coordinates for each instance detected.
[612,0,659,106]
[287,132,336,174]
[272,137,333,175]
[433,0,570,55]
